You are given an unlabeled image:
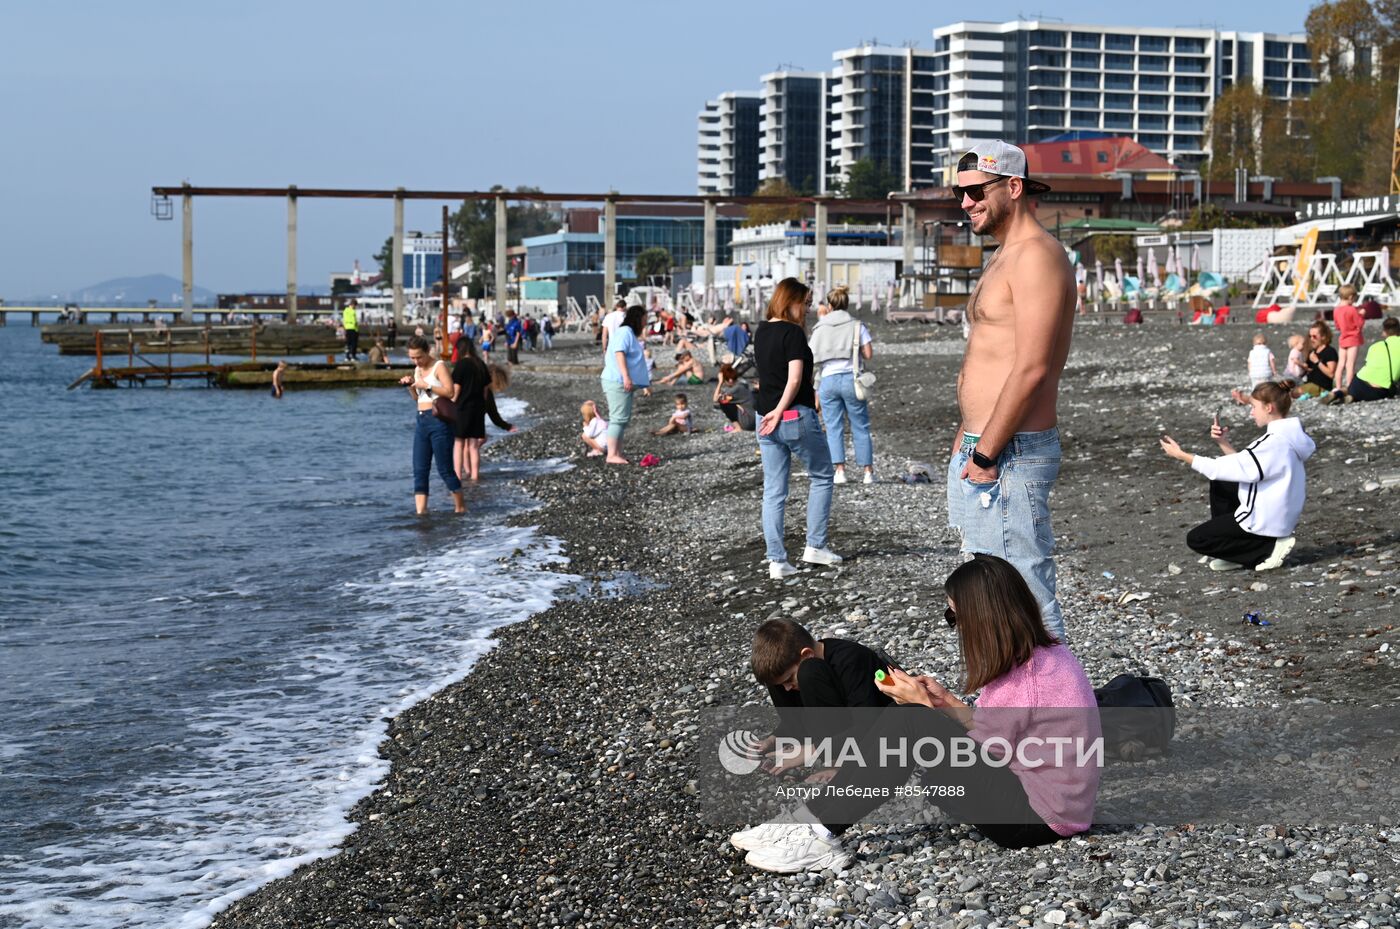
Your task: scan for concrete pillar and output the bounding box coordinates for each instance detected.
[181,186,194,323]
[392,191,405,326]
[603,198,617,307]
[286,188,298,324]
[901,202,916,306]
[494,196,508,320]
[703,199,717,291]
[814,201,828,289]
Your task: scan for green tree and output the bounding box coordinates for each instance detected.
[743,177,806,227]
[1307,0,1381,76]
[839,158,903,198]
[449,186,559,297]
[373,235,394,288]
[1093,234,1137,268]
[633,247,673,282]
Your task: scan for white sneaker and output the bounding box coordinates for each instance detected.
[769,560,799,579]
[1209,558,1244,571]
[730,816,795,852]
[745,823,852,873]
[863,471,875,484]
[801,546,843,566]
[1256,536,1296,572]
[833,469,848,485]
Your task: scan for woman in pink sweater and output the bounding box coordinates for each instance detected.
[743,555,1101,874]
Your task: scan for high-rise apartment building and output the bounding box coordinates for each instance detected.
[825,46,944,192]
[695,91,761,197]
[928,21,1320,173]
[759,71,826,193]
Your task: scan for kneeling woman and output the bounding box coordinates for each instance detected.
[739,555,1099,873]
[1159,380,1315,572]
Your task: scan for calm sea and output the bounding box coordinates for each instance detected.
[0,325,574,928]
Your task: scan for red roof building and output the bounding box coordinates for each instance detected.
[1022,137,1178,177]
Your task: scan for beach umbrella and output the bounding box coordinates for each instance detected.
[1382,245,1392,282]
[1115,257,1124,289]
[1138,254,1148,286]
[1190,243,1201,277]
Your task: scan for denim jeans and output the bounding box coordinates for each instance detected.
[758,405,834,563]
[414,410,463,495]
[946,428,1065,642]
[601,379,635,441]
[818,372,873,467]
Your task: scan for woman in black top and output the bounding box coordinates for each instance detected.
[452,338,491,482]
[754,278,841,579]
[1295,320,1339,399]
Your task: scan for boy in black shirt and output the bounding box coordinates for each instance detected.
[730,619,893,855]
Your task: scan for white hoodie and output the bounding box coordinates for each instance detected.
[1190,417,1316,538]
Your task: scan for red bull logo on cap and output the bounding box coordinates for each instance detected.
[978,155,998,172]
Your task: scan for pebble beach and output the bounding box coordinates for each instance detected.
[208,318,1400,929]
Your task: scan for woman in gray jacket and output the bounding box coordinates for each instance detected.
[809,286,875,484]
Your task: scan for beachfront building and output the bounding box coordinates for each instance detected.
[524,206,746,283]
[759,70,827,194]
[825,45,943,194]
[926,21,1324,173]
[696,92,761,197]
[729,222,906,289]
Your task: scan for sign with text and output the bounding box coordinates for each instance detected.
[1302,195,1397,220]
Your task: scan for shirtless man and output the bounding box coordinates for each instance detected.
[947,141,1076,643]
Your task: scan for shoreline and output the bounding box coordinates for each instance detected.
[210,323,1400,929]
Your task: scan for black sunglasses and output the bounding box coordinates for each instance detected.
[952,175,1009,203]
[944,607,957,628]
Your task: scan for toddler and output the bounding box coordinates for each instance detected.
[1282,333,1307,384]
[1232,333,1277,405]
[579,400,608,457]
[652,393,694,435]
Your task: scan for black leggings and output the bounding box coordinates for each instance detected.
[1348,377,1394,402]
[345,328,359,357]
[1185,480,1276,568]
[806,705,1063,850]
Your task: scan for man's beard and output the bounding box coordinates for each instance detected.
[972,199,1008,237]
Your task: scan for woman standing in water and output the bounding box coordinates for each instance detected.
[400,335,465,515]
[452,336,491,483]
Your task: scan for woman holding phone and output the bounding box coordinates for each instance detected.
[754,277,840,579]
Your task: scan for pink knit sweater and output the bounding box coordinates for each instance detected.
[966,644,1101,836]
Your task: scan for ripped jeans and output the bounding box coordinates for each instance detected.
[946,428,1065,643]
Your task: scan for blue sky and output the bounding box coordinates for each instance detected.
[0,0,1313,296]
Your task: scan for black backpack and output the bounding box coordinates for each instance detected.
[1094,674,1175,761]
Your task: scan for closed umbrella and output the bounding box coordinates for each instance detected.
[1139,254,1149,286]
[1382,244,1392,283]
[1190,243,1201,278]
[1115,257,1125,290]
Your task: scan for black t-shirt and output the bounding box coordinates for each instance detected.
[1306,344,1338,390]
[452,356,488,412]
[753,320,815,415]
[765,638,894,711]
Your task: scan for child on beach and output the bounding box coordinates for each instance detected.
[1231,332,1277,405]
[729,619,894,854]
[1282,333,1307,384]
[580,400,608,457]
[652,393,694,435]
[1330,285,1365,402]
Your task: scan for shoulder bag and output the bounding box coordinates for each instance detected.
[851,322,876,400]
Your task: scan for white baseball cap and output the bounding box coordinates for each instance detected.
[956,140,1051,195]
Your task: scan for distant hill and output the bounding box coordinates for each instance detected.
[32,274,218,305]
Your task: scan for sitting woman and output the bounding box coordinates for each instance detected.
[713,363,756,432]
[739,554,1100,874]
[656,349,706,386]
[1159,381,1315,572]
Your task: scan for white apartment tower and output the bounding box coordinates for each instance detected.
[695,91,762,197]
[759,71,827,193]
[928,21,1320,173]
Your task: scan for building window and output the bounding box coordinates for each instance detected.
[1030,89,1065,106]
[1105,54,1134,70]
[1174,115,1205,131]
[1292,61,1314,79]
[1071,51,1101,69]
[1264,79,1288,97]
[1028,110,1065,126]
[1061,150,1074,163]
[1030,70,1066,87]
[1070,91,1100,108]
[1174,96,1206,112]
[1105,73,1134,89]
[1096,151,1110,163]
[1071,32,1100,49]
[1175,57,1206,73]
[1029,29,1066,46]
[1139,35,1168,52]
[1264,40,1288,58]
[1104,93,1133,109]
[1292,42,1308,59]
[1029,50,1065,67]
[1139,55,1168,72]
[1105,34,1134,50]
[1139,114,1168,129]
[1071,72,1100,89]
[1071,111,1100,128]
[1105,112,1133,129]
[1175,76,1207,92]
[1173,134,1204,150]
[1140,75,1169,91]
[1176,36,1207,54]
[1138,133,1168,148]
[1264,60,1288,78]
[1291,81,1313,98]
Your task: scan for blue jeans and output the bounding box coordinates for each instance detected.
[818,372,873,467]
[414,410,462,495]
[758,405,834,563]
[946,428,1065,642]
[601,379,636,441]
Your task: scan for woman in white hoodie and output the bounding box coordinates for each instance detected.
[1159,380,1315,572]
[809,286,875,484]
